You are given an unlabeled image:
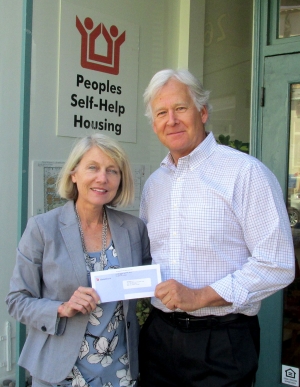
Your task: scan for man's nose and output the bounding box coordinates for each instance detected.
[167,110,178,126]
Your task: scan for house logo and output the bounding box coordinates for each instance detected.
[285,368,296,379]
[76,16,126,75]
[282,364,299,386]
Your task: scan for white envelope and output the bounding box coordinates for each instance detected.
[91,264,161,303]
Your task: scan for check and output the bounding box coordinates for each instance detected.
[91,264,161,303]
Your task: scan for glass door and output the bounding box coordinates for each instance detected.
[255,53,300,387]
[279,0,300,39]
[281,84,300,386]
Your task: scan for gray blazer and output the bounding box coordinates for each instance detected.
[6,201,151,383]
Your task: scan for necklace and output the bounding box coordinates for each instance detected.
[74,204,108,271]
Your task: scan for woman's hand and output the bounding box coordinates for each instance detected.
[57,286,100,318]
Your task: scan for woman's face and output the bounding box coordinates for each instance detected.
[71,146,121,209]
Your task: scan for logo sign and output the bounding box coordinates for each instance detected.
[57,1,139,142]
[282,365,299,386]
[76,16,126,75]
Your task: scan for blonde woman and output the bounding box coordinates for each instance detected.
[6,134,151,387]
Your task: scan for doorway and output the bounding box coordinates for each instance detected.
[255,52,300,387]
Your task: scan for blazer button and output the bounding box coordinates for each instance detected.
[41,326,47,332]
[127,322,130,329]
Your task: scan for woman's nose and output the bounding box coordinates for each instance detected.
[95,170,108,182]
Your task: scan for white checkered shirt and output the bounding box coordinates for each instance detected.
[140,132,295,316]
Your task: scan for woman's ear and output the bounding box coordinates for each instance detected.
[71,171,76,183]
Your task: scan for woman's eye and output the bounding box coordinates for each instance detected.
[88,165,96,170]
[107,169,118,175]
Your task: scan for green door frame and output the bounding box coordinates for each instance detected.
[251,1,300,386]
[251,0,300,160]
[17,1,33,386]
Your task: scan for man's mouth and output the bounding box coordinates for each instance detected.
[168,130,184,136]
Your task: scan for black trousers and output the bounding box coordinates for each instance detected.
[139,308,260,387]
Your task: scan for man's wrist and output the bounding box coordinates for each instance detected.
[194,286,231,309]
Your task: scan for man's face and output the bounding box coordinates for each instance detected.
[151,79,208,165]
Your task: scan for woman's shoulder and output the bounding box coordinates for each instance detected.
[36,201,69,217]
[106,207,145,228]
[29,201,72,228]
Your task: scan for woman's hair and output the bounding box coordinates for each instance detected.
[144,68,211,122]
[56,134,134,207]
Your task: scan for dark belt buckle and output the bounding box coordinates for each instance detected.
[209,317,219,328]
[185,317,189,328]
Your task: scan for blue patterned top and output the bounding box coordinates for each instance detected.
[59,242,135,387]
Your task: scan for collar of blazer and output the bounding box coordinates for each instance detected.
[58,201,132,280]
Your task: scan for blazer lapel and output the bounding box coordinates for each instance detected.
[59,201,89,287]
[106,208,133,269]
[58,204,133,287]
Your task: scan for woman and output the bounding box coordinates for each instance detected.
[6,134,151,387]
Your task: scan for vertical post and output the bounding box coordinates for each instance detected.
[17,0,33,386]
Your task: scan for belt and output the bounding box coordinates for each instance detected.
[155,308,249,329]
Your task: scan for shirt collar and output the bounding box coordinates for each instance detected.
[161,131,217,170]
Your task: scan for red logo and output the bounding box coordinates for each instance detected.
[76,16,126,75]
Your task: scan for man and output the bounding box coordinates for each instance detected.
[139,69,295,387]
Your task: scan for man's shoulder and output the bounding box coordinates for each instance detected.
[214,145,278,187]
[145,165,168,184]
[215,145,265,169]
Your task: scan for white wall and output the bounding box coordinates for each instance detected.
[0,0,23,382]
[28,0,181,218]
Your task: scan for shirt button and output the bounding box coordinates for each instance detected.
[41,326,47,332]
[173,232,177,236]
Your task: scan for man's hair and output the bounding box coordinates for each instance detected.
[144,69,211,122]
[56,134,134,207]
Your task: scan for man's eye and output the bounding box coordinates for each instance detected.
[177,106,187,112]
[88,165,96,170]
[157,111,166,117]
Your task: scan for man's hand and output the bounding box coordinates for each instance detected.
[155,279,231,312]
[57,286,100,318]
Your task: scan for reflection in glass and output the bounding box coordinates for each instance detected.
[279,0,300,38]
[282,84,300,368]
[203,0,252,149]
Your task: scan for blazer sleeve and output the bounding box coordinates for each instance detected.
[6,216,64,336]
[139,217,152,267]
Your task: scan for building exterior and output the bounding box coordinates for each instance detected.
[1,1,300,386]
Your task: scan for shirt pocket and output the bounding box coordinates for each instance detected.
[184,201,227,248]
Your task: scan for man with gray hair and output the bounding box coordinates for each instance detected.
[139,69,295,387]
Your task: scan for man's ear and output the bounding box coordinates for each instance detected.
[201,106,209,124]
